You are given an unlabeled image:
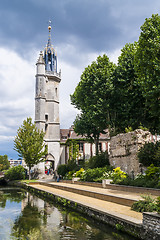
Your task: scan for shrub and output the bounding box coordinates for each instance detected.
[138,141,160,167]
[5,165,26,181]
[64,171,75,180]
[58,160,80,179]
[125,126,133,133]
[111,167,127,184]
[131,195,158,213]
[80,166,112,182]
[157,196,160,214]
[57,164,68,177]
[143,164,160,188]
[73,168,85,178]
[85,151,110,169]
[118,166,160,189]
[67,160,80,172]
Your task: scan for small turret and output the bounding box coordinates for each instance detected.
[36,51,45,75]
[44,21,57,72]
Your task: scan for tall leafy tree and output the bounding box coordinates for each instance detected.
[112,43,150,133]
[14,117,47,179]
[0,155,10,171]
[71,54,116,154]
[135,14,160,133]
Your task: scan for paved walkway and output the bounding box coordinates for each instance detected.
[29,181,146,225]
[47,182,146,201]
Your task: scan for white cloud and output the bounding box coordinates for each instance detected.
[0,48,35,140]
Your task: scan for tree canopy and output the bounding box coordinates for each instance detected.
[71,14,160,139]
[14,117,47,179]
[111,42,150,133]
[71,54,116,154]
[135,14,160,133]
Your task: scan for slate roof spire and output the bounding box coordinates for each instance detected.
[44,20,57,72]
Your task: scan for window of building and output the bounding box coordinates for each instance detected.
[79,142,84,152]
[45,114,48,121]
[55,88,57,97]
[98,143,102,152]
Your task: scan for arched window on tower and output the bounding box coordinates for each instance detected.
[55,88,57,97]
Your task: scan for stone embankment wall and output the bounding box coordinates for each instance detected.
[109,129,152,176]
[143,212,160,239]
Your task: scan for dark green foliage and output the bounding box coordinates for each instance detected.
[145,164,160,183]
[157,196,160,214]
[85,151,109,169]
[112,43,149,133]
[138,142,160,167]
[57,164,68,177]
[71,54,116,154]
[117,165,160,189]
[0,155,10,171]
[80,167,112,182]
[5,165,26,181]
[135,14,160,133]
[67,160,80,172]
[131,195,158,212]
[57,160,80,178]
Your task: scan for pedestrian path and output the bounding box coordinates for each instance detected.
[28,181,145,225]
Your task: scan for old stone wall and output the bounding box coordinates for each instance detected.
[109,129,152,176]
[143,212,160,239]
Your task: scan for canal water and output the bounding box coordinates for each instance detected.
[0,187,139,240]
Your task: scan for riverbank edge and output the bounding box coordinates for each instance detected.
[8,181,145,239]
[7,181,160,240]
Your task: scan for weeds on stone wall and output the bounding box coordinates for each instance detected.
[131,195,158,213]
[157,196,160,214]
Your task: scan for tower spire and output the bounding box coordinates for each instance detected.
[47,20,52,48]
[43,20,57,72]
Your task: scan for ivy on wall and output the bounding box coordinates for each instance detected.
[67,139,81,161]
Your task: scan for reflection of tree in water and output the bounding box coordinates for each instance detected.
[11,193,58,240]
[59,211,108,240]
[0,188,26,208]
[59,211,136,240]
[11,202,43,238]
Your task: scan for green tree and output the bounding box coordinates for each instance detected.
[14,117,47,179]
[0,155,10,171]
[112,42,150,133]
[135,14,160,133]
[5,165,26,181]
[71,54,116,154]
[138,141,160,167]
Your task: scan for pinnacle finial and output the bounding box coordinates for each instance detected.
[47,20,52,48]
[48,20,52,32]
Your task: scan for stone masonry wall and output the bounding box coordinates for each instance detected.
[109,129,152,176]
[143,212,160,239]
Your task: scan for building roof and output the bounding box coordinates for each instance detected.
[60,128,110,143]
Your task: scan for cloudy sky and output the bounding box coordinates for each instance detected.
[0,0,160,159]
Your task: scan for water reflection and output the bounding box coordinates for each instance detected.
[0,188,139,240]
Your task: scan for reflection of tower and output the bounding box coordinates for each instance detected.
[35,22,61,171]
